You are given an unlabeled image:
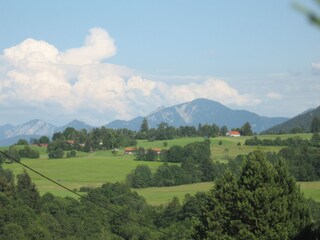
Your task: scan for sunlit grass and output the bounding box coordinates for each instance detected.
[135,181,320,205]
[5,151,168,196]
[299,182,320,202]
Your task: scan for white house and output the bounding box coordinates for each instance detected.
[226,131,241,137]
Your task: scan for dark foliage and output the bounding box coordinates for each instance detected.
[193,151,311,239]
[18,146,40,159]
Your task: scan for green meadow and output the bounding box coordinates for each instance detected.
[3,133,319,204]
[135,181,320,205]
[5,148,167,197]
[135,182,214,205]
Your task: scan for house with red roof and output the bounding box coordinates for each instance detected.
[226,131,241,137]
[124,147,137,155]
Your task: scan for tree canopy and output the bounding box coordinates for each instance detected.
[193,151,311,240]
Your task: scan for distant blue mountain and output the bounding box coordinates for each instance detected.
[0,119,94,146]
[0,124,14,139]
[106,98,289,133]
[0,135,43,147]
[56,119,94,132]
[106,116,144,131]
[0,98,293,147]
[4,119,56,138]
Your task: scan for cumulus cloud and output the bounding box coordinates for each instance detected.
[127,76,156,96]
[165,79,260,106]
[0,28,261,125]
[61,28,116,65]
[4,39,60,66]
[266,91,282,100]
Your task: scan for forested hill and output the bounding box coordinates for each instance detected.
[263,105,320,134]
[106,98,288,133]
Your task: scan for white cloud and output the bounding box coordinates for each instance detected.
[266,91,282,100]
[165,79,260,106]
[4,38,59,66]
[0,28,261,125]
[61,28,116,65]
[127,76,156,96]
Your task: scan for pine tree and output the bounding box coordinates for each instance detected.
[193,151,311,240]
[241,121,253,136]
[0,167,15,197]
[140,118,149,133]
[16,170,40,209]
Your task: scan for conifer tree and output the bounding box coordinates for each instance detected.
[16,170,40,209]
[193,151,311,240]
[140,118,149,133]
[241,121,253,136]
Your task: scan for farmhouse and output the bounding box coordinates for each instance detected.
[226,131,241,137]
[124,147,137,155]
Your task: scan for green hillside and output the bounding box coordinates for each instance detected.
[263,106,320,134]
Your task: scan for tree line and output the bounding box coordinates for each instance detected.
[137,118,253,140]
[126,140,225,188]
[31,127,138,159]
[25,119,254,159]
[0,145,40,164]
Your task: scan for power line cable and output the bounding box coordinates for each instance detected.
[0,150,169,236]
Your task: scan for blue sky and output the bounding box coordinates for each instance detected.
[0,0,319,126]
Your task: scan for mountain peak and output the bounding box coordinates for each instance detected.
[5,119,56,139]
[188,98,222,105]
[106,98,288,132]
[0,119,95,146]
[57,119,94,132]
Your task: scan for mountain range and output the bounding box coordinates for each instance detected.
[0,119,94,146]
[106,98,288,132]
[4,98,315,146]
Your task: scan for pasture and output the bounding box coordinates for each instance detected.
[5,149,167,197]
[136,181,320,205]
[2,133,316,203]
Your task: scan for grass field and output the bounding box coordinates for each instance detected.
[2,133,316,202]
[5,150,168,197]
[137,135,295,163]
[299,182,320,202]
[135,181,320,205]
[135,182,214,205]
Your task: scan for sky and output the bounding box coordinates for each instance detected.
[0,0,319,126]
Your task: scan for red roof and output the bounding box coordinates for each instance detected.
[124,147,136,152]
[229,131,240,135]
